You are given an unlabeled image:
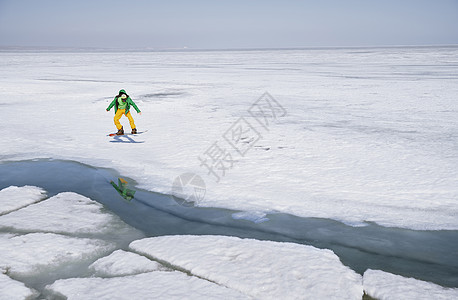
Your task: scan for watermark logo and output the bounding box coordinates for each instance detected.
[248,92,287,130]
[198,92,286,183]
[223,117,262,156]
[171,173,206,207]
[171,92,286,205]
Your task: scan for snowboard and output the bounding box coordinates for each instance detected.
[108,130,147,137]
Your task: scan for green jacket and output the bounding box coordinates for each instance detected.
[106,89,141,115]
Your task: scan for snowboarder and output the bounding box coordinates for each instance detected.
[106,89,142,135]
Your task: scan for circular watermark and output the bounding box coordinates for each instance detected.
[171,173,206,207]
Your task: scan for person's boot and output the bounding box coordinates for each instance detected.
[116,127,124,135]
[131,128,137,134]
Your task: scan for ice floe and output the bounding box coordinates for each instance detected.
[363,269,458,300]
[130,235,364,299]
[0,233,114,278]
[0,185,456,299]
[45,271,251,300]
[231,211,269,223]
[0,186,46,215]
[89,250,163,277]
[0,192,130,235]
[0,272,38,300]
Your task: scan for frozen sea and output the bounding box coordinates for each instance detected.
[1,46,457,229]
[0,46,458,298]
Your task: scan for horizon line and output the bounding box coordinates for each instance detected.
[1,44,457,53]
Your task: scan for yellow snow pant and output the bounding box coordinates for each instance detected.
[114,109,136,130]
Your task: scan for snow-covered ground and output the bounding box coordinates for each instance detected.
[3,186,456,299]
[1,47,457,298]
[1,47,457,230]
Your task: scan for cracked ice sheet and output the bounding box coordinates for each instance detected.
[45,271,251,300]
[0,191,130,235]
[130,235,363,299]
[0,186,46,215]
[89,250,163,277]
[0,272,38,300]
[0,233,114,277]
[363,270,458,300]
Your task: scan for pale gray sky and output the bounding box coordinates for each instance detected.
[0,0,457,49]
